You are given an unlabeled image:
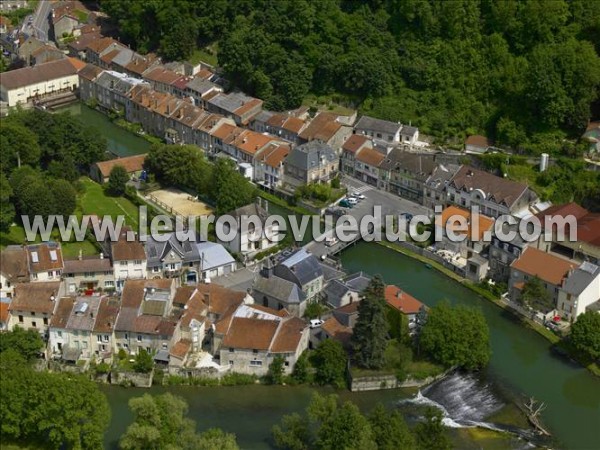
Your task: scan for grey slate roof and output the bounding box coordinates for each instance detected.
[111,48,134,67]
[66,296,102,332]
[562,262,600,296]
[185,77,219,95]
[226,203,269,221]
[284,141,337,171]
[96,70,147,95]
[379,148,437,177]
[253,274,306,304]
[401,125,419,138]
[208,91,256,114]
[343,272,371,292]
[275,249,323,287]
[355,115,402,135]
[145,233,234,270]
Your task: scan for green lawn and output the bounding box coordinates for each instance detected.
[188,43,218,66]
[79,177,140,229]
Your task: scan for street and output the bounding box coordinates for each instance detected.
[22,0,51,41]
[304,176,432,258]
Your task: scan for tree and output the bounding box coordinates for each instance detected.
[0,121,41,173]
[272,413,310,450]
[120,393,238,450]
[520,276,553,311]
[0,350,110,450]
[303,301,325,319]
[267,355,285,384]
[291,351,310,384]
[569,311,600,361]
[315,401,376,450]
[107,165,130,196]
[47,178,77,218]
[210,158,257,215]
[352,275,389,369]
[414,408,452,450]
[0,326,44,361]
[145,144,212,192]
[310,339,347,388]
[133,349,154,373]
[419,300,490,369]
[0,173,15,231]
[368,404,416,450]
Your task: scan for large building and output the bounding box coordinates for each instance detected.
[0,58,84,109]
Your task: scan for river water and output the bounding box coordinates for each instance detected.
[59,103,599,449]
[58,103,151,157]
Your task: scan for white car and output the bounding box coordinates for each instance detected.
[310,319,324,329]
[347,197,358,205]
[352,192,366,200]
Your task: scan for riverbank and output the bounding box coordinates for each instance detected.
[376,240,600,378]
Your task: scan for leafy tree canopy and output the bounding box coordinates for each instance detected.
[310,339,347,388]
[569,311,600,361]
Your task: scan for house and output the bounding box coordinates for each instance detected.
[25,242,63,282]
[353,146,386,187]
[320,317,353,348]
[30,44,65,66]
[465,135,492,154]
[509,247,578,312]
[341,134,373,175]
[215,303,309,375]
[145,233,236,283]
[385,285,426,326]
[253,261,307,317]
[63,254,114,294]
[446,166,538,218]
[143,66,183,95]
[264,113,307,144]
[283,141,338,187]
[184,76,222,108]
[436,206,495,256]
[0,246,29,298]
[92,296,120,361]
[323,272,371,309]
[85,37,126,68]
[221,128,285,164]
[82,70,148,114]
[107,227,148,291]
[52,4,83,39]
[8,281,62,336]
[557,262,600,321]
[91,154,147,184]
[379,149,438,203]
[218,202,279,257]
[48,295,104,362]
[423,164,461,209]
[488,222,529,283]
[273,249,325,302]
[113,279,178,355]
[0,58,82,108]
[332,301,360,328]
[254,142,291,188]
[17,36,47,65]
[354,115,419,145]
[298,112,352,154]
[67,28,102,59]
[206,91,263,126]
[532,203,600,264]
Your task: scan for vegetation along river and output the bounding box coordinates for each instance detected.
[59,103,598,448]
[102,243,599,449]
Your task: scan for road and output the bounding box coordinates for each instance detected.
[23,0,51,42]
[304,176,432,258]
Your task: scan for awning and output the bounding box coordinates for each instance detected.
[154,349,170,363]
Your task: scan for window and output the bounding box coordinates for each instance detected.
[162,343,168,350]
[82,341,88,349]
[103,335,109,343]
[153,267,160,273]
[104,281,114,287]
[43,317,48,325]
[120,261,127,266]
[134,260,142,265]
[31,312,36,316]
[137,335,142,342]
[48,271,53,278]
[229,360,234,366]
[57,331,62,337]
[229,347,234,353]
[31,321,36,328]
[18,315,23,323]
[97,335,102,343]
[250,360,262,366]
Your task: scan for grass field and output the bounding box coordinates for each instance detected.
[189,43,218,66]
[1,178,139,256]
[79,177,140,229]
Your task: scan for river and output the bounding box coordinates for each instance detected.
[59,103,598,448]
[58,103,151,157]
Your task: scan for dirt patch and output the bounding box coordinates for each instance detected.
[146,188,213,217]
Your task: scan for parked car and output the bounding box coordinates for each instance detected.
[339,199,354,208]
[347,197,358,205]
[352,192,366,200]
[325,237,338,247]
[310,319,324,328]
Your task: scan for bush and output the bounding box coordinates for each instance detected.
[95,362,111,375]
[133,349,154,374]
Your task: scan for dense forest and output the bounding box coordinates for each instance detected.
[99,0,600,152]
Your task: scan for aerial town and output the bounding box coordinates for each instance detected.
[0,1,599,450]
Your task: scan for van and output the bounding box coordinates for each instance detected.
[309,319,324,329]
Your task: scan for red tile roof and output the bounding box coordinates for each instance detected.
[465,135,492,148]
[95,154,146,178]
[356,147,385,167]
[299,112,342,142]
[385,285,424,315]
[0,303,10,324]
[343,134,371,154]
[536,203,600,248]
[49,297,75,328]
[27,243,63,272]
[510,247,577,285]
[170,338,191,359]
[223,317,279,350]
[440,206,495,241]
